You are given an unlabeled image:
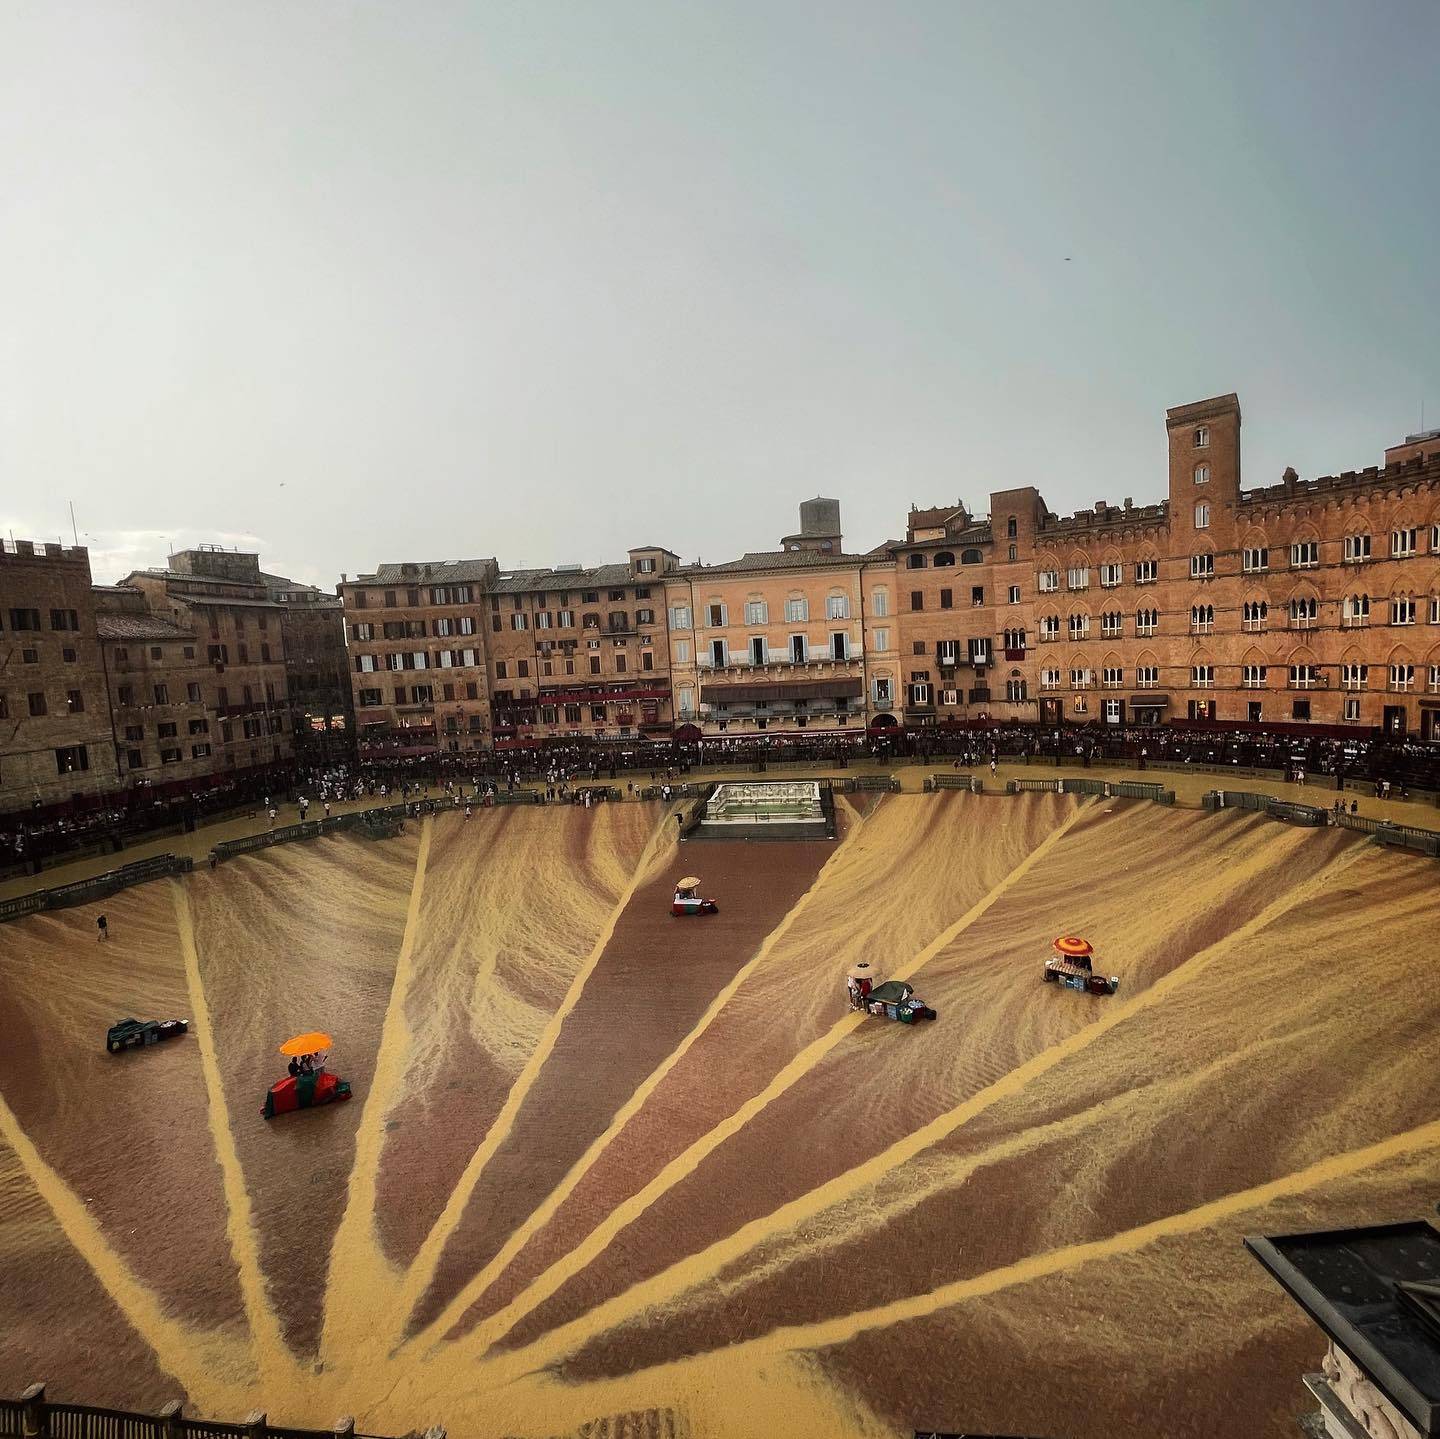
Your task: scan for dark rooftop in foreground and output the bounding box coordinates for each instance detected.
[1246,1220,1440,1436]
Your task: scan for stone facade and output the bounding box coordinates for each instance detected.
[94,588,215,786]
[337,560,498,758]
[14,395,1430,810]
[663,506,893,739]
[262,573,354,762]
[0,542,115,810]
[120,550,296,774]
[333,402,1440,757]
[485,548,678,747]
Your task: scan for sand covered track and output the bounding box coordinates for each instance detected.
[0,795,1435,1439]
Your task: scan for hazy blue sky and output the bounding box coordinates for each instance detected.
[2,1,1437,587]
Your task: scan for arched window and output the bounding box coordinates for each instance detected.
[1194,501,1210,530]
[933,551,956,567]
[1190,603,1214,633]
[961,548,984,565]
[1242,599,1268,632]
[1241,650,1269,690]
[907,553,926,570]
[1342,594,1369,627]
[1194,464,1210,485]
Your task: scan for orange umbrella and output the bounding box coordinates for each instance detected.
[1052,936,1093,958]
[279,1031,333,1056]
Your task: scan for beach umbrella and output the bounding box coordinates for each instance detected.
[677,875,701,890]
[848,961,873,980]
[279,1031,333,1056]
[1052,936,1093,958]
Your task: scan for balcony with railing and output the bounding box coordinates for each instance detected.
[695,653,862,677]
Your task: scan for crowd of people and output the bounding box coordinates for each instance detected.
[3,723,1437,873]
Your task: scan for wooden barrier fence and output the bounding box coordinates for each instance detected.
[924,774,984,793]
[5,1386,438,1439]
[0,856,194,926]
[1203,791,1440,853]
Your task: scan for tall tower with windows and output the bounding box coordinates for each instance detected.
[1166,393,1241,517]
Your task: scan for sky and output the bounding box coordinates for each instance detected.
[1,1,1437,589]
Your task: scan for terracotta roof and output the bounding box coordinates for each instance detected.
[128,567,259,587]
[491,562,638,593]
[363,558,498,585]
[178,595,286,610]
[678,550,870,576]
[96,613,196,642]
[260,571,337,598]
[907,505,967,529]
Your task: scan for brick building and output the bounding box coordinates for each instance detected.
[337,560,498,758]
[900,396,1440,741]
[93,587,214,785]
[881,500,1022,731]
[663,501,896,740]
[486,548,678,747]
[0,541,115,811]
[10,394,1435,819]
[118,549,295,774]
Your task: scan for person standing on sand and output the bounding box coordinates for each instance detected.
[96,914,108,943]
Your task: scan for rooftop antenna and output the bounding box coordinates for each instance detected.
[69,501,79,547]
